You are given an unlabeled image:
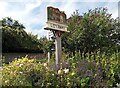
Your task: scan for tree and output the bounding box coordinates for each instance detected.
[1,17,43,53]
[39,37,54,55]
[62,8,119,58]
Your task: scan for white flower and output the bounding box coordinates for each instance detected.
[46,67,48,69]
[58,69,62,74]
[5,80,9,83]
[52,74,54,76]
[71,72,75,76]
[19,64,23,67]
[64,68,69,74]
[19,71,23,74]
[116,83,120,87]
[67,82,70,85]
[43,63,47,67]
[47,83,51,85]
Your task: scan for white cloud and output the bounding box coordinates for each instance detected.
[0,2,8,18]
[0,0,119,38]
[34,0,119,2]
[28,27,48,38]
[1,0,41,2]
[32,1,118,37]
[112,11,118,18]
[0,1,43,37]
[0,1,42,24]
[59,1,77,18]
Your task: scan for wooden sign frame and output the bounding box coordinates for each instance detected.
[44,6,69,70]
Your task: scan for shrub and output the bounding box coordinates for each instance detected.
[2,52,120,87]
[2,57,57,87]
[76,59,108,87]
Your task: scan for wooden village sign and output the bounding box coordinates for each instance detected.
[44,6,69,70]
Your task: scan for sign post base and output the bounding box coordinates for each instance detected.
[55,31,62,70]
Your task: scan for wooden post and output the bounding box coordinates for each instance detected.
[55,31,62,70]
[47,31,51,63]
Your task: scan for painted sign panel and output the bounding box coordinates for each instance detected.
[47,6,67,24]
[46,6,68,32]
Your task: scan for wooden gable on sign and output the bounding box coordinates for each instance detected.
[45,6,69,32]
[47,6,67,24]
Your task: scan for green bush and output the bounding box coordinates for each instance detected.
[2,57,57,87]
[2,52,120,87]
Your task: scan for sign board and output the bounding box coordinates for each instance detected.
[44,6,69,70]
[45,6,68,32]
[47,6,67,24]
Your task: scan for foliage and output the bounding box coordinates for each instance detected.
[2,51,120,87]
[39,37,54,54]
[2,57,57,87]
[1,7,120,88]
[1,17,43,53]
[62,8,120,57]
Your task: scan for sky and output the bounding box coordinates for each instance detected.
[0,0,119,38]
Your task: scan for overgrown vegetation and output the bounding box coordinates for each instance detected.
[1,17,44,53]
[2,52,120,87]
[1,7,120,87]
[62,7,120,58]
